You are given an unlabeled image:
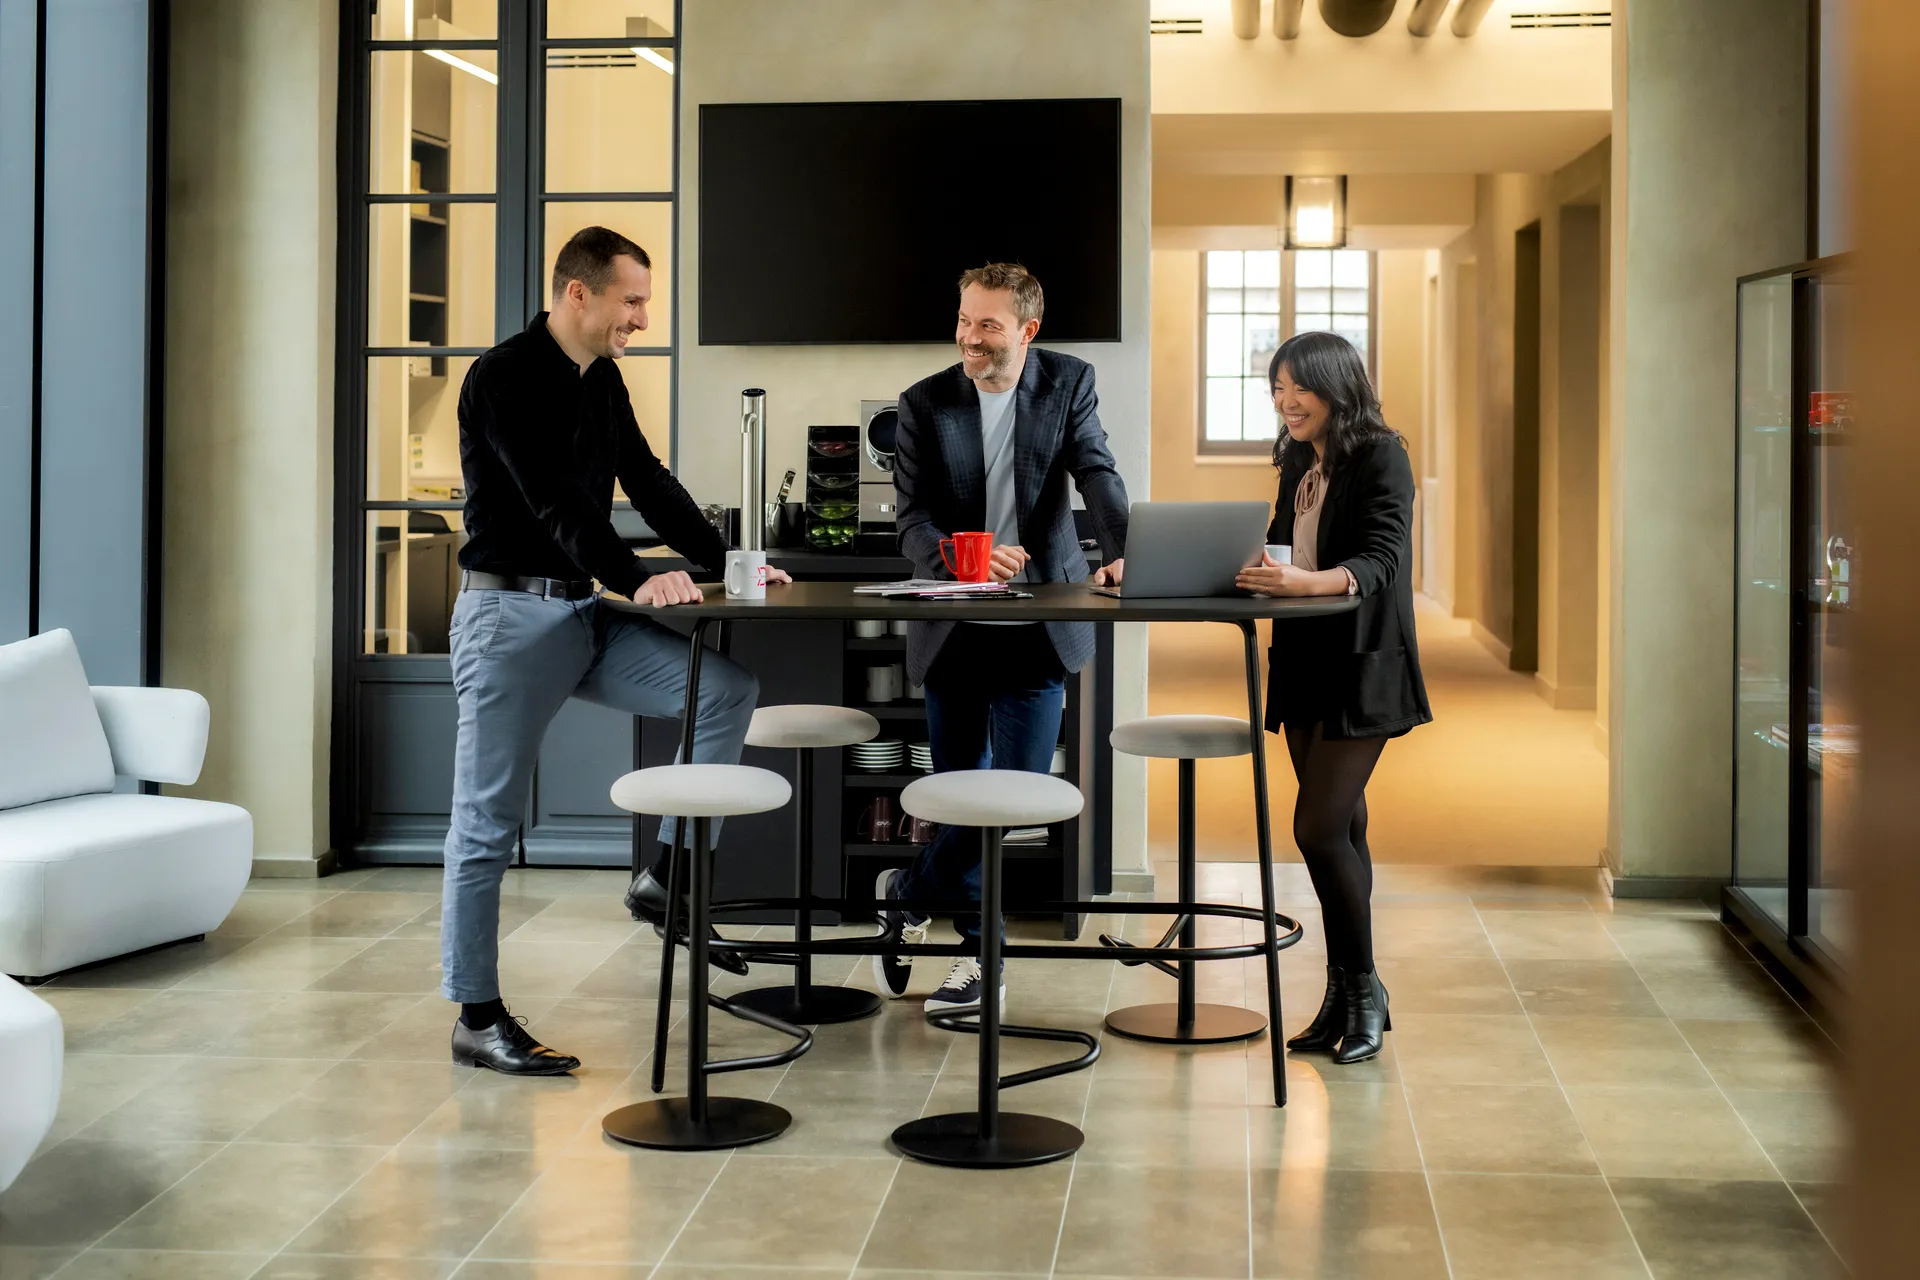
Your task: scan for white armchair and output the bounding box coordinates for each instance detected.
[0,975,62,1192]
[0,630,252,980]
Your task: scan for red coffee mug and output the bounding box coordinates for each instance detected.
[940,531,994,583]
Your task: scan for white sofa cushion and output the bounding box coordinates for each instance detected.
[0,630,115,810]
[0,975,63,1192]
[0,794,252,978]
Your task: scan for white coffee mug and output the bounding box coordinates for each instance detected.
[724,550,768,600]
[906,680,925,701]
[889,619,910,637]
[865,665,899,703]
[852,619,886,639]
[1264,544,1293,566]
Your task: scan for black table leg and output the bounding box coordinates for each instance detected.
[605,813,793,1150]
[732,746,881,1025]
[1103,757,1268,1046]
[891,827,1087,1168]
[648,617,715,1095]
[1240,621,1288,1107]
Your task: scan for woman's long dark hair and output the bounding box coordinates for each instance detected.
[1267,330,1399,477]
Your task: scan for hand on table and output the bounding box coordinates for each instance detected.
[632,571,703,607]
[1092,558,1124,587]
[988,544,1029,583]
[1235,554,1310,598]
[764,567,793,586]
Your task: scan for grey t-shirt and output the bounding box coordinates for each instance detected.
[975,383,1034,626]
[977,384,1024,581]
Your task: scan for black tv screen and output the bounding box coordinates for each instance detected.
[699,98,1121,345]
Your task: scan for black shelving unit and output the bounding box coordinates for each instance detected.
[838,618,1084,935]
[407,133,450,376]
[1727,253,1855,995]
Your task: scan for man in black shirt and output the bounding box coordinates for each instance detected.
[442,226,786,1075]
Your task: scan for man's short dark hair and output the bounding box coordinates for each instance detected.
[551,226,650,300]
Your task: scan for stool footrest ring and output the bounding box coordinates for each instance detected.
[701,994,813,1076]
[926,1013,1100,1090]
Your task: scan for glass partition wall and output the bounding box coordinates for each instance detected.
[335,2,680,860]
[1729,254,1855,983]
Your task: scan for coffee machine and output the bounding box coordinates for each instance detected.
[859,399,898,532]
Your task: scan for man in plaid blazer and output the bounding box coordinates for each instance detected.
[874,263,1130,1017]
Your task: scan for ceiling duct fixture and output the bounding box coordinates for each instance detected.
[1318,0,1397,37]
[1451,0,1496,35]
[1407,0,1452,38]
[1231,0,1260,39]
[1274,0,1305,40]
[1285,176,1348,249]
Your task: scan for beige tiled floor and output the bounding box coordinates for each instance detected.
[0,864,1842,1279]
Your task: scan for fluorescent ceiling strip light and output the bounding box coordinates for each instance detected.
[632,46,675,74]
[424,49,497,86]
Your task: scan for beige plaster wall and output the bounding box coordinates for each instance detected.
[162,0,337,871]
[1607,0,1808,884]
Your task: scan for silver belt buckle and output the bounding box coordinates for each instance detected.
[541,578,555,601]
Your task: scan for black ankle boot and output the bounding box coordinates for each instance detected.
[1332,970,1390,1065]
[1286,966,1347,1052]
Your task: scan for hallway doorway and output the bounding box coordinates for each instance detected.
[1144,600,1607,869]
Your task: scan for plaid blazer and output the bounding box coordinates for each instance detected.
[893,348,1130,685]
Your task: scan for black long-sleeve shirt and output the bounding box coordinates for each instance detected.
[455,313,728,598]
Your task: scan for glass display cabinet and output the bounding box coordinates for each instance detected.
[1729,254,1855,985]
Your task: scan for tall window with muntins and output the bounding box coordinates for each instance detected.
[1199,247,1375,456]
[347,1,680,656]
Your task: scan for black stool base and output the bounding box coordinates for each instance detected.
[891,1112,1084,1168]
[602,1097,791,1151]
[1104,1002,1268,1045]
[729,984,882,1025]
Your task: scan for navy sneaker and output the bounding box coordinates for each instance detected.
[872,868,928,998]
[923,958,1007,1019]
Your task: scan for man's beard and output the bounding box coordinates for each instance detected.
[964,342,1015,381]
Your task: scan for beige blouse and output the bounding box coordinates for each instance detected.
[1292,464,1327,572]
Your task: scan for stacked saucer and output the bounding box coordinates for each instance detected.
[909,742,934,773]
[850,738,905,772]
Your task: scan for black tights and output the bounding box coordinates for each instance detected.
[1284,722,1387,974]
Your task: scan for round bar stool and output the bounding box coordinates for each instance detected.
[890,769,1096,1169]
[731,704,885,1025]
[1101,715,1269,1045]
[602,763,804,1151]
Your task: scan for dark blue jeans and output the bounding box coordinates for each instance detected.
[898,624,1066,943]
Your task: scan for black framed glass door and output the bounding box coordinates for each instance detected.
[331,0,681,864]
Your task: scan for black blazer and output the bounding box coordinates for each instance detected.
[893,349,1130,685]
[1266,434,1432,739]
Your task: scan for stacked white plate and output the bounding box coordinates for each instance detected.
[909,742,934,773]
[850,739,905,772]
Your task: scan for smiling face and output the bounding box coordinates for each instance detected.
[956,283,1038,388]
[563,253,651,359]
[1272,362,1332,449]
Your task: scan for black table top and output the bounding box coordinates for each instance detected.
[600,580,1359,624]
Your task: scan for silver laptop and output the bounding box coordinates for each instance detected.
[1091,501,1271,599]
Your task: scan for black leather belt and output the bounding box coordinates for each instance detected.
[460,570,597,601]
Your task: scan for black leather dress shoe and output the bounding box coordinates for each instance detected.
[625,867,751,977]
[452,1014,580,1075]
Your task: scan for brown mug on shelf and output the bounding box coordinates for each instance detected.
[858,796,898,843]
[903,815,938,845]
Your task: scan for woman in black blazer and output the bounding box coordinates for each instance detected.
[1236,330,1431,1065]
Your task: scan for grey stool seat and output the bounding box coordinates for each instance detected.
[1110,715,1251,760]
[746,704,880,750]
[610,763,791,817]
[891,768,1095,1170]
[899,770,1084,827]
[604,762,807,1153]
[1100,715,1268,1047]
[729,706,885,1030]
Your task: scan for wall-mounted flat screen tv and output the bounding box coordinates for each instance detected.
[699,98,1121,345]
